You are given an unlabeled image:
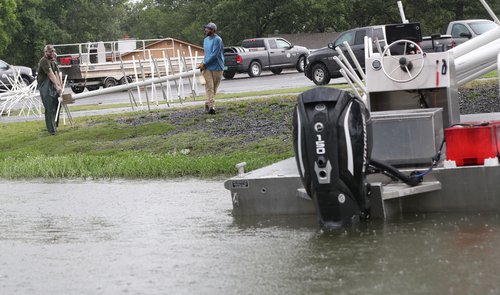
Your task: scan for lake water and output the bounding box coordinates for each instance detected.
[1,179,499,294]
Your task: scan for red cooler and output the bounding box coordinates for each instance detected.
[445,122,500,166]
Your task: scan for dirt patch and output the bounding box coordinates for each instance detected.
[110,83,500,143]
[459,83,500,114]
[115,99,295,142]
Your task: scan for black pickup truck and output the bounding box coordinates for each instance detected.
[304,23,468,85]
[223,38,309,79]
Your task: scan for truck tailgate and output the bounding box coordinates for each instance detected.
[224,53,239,67]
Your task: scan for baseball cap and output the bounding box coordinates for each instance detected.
[44,44,55,53]
[203,22,217,31]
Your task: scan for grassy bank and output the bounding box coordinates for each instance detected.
[0,96,296,179]
[481,70,498,79]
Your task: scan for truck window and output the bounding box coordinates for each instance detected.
[373,28,386,51]
[354,29,367,45]
[0,60,9,69]
[276,39,291,49]
[373,28,385,41]
[451,23,471,38]
[268,39,278,49]
[242,39,266,48]
[469,21,497,35]
[334,31,355,47]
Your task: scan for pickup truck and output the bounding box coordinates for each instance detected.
[447,19,498,39]
[304,22,477,85]
[223,38,309,79]
[304,25,386,85]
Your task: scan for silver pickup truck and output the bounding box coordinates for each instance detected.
[447,19,498,39]
[223,38,309,79]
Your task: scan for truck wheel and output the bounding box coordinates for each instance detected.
[86,85,99,91]
[104,77,118,88]
[223,71,236,79]
[271,68,283,75]
[248,61,262,77]
[296,56,306,72]
[71,86,85,94]
[119,76,133,85]
[311,63,331,85]
[20,75,32,86]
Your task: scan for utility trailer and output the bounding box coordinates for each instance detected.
[54,38,204,94]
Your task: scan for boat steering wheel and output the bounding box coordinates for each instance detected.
[381,39,426,83]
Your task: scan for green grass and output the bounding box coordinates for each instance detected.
[0,96,296,179]
[480,70,498,79]
[461,78,499,89]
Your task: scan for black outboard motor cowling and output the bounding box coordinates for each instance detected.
[293,87,372,229]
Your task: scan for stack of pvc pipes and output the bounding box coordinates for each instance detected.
[0,70,41,117]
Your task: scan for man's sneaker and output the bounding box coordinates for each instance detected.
[205,103,209,113]
[208,107,216,115]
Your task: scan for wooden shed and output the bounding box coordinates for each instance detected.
[120,38,204,61]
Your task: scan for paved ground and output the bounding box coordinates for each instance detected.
[69,70,344,106]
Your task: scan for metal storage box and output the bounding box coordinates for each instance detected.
[371,108,444,166]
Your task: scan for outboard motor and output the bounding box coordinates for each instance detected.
[293,87,372,229]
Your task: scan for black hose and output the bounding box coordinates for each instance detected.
[369,158,423,186]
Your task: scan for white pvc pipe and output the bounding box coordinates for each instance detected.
[364,36,370,60]
[456,58,496,81]
[193,51,199,93]
[339,69,362,99]
[456,63,495,82]
[333,56,367,94]
[343,41,366,81]
[132,56,143,106]
[68,70,200,101]
[177,50,183,99]
[397,1,409,23]
[479,0,500,24]
[457,63,497,86]
[162,50,172,103]
[454,39,500,75]
[448,25,500,58]
[456,59,497,79]
[335,47,358,82]
[374,37,383,55]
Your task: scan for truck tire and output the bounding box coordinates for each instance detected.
[271,68,283,75]
[104,77,118,88]
[71,86,85,94]
[311,63,331,85]
[119,76,133,85]
[223,71,236,79]
[248,61,262,77]
[86,85,99,91]
[20,75,32,86]
[296,56,306,72]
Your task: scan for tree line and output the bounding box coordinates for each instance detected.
[1,0,498,68]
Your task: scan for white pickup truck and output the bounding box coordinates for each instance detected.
[446,19,498,39]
